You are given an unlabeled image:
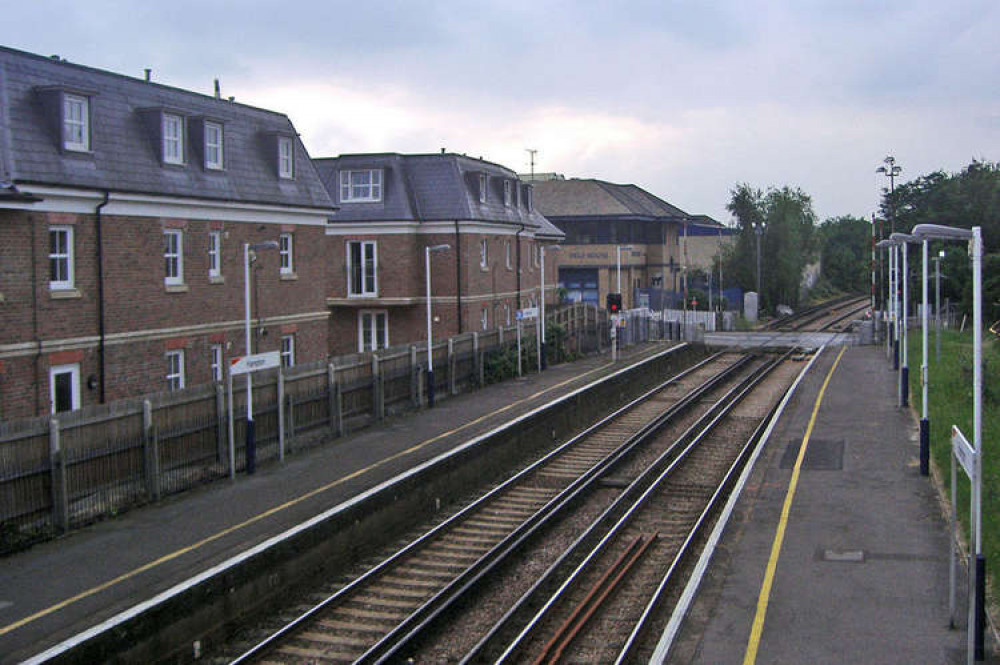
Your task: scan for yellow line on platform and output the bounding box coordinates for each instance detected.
[0,357,622,638]
[742,344,846,665]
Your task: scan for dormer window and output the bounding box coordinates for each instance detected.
[524,185,533,212]
[479,174,488,203]
[204,121,223,170]
[278,136,294,179]
[162,113,184,165]
[63,94,90,152]
[340,169,383,202]
[503,180,512,207]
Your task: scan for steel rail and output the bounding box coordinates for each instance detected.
[477,351,787,664]
[490,350,790,663]
[229,351,743,664]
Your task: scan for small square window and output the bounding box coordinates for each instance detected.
[204,121,223,169]
[164,229,184,286]
[279,233,294,274]
[166,350,185,391]
[208,231,222,278]
[278,136,294,178]
[49,226,74,290]
[63,94,89,152]
[163,113,184,165]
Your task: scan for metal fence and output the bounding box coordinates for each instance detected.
[0,303,614,552]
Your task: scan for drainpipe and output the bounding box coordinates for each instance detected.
[454,220,463,333]
[96,191,110,403]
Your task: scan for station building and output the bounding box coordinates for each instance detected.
[0,46,337,418]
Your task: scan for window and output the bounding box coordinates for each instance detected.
[208,231,222,278]
[504,303,511,326]
[480,238,488,269]
[278,136,294,178]
[524,185,533,212]
[533,243,540,268]
[49,226,74,290]
[479,174,488,203]
[166,350,185,391]
[359,310,388,352]
[204,121,223,169]
[162,113,184,165]
[348,240,377,296]
[505,240,512,270]
[164,229,184,286]
[210,344,223,382]
[503,180,512,207]
[280,335,295,368]
[63,94,89,152]
[279,233,294,275]
[49,363,80,414]
[480,307,489,331]
[339,169,383,202]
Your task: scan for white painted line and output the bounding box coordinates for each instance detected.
[649,345,827,663]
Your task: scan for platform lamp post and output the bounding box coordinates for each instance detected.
[425,243,450,408]
[876,239,898,368]
[890,232,918,408]
[753,220,766,301]
[243,240,279,475]
[912,224,983,663]
[539,245,560,371]
[614,245,632,360]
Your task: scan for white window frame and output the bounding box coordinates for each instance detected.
[339,169,383,202]
[208,231,222,278]
[505,240,512,270]
[164,229,184,286]
[49,226,74,290]
[480,238,488,269]
[504,180,512,207]
[63,94,89,152]
[49,363,81,414]
[162,113,184,165]
[347,240,378,296]
[278,136,294,178]
[210,344,223,382]
[204,121,223,169]
[279,232,294,275]
[166,350,185,391]
[479,173,488,203]
[358,310,389,352]
[533,243,540,268]
[280,335,295,368]
[504,303,511,326]
[480,307,489,331]
[525,185,533,212]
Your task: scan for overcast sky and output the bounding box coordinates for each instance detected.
[4,1,998,224]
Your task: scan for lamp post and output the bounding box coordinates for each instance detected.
[540,245,560,370]
[911,224,983,663]
[890,232,918,408]
[876,239,899,368]
[877,156,903,234]
[243,240,279,475]
[425,244,450,408]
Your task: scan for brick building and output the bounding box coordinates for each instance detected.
[314,153,564,354]
[0,47,337,418]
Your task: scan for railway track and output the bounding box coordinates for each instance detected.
[215,345,807,664]
[768,295,869,333]
[220,351,766,664]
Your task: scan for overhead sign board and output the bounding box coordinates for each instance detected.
[952,425,976,480]
[230,351,281,376]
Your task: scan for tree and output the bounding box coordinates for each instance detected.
[725,183,817,312]
[818,216,870,294]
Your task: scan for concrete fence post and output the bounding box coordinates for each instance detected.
[277,369,286,462]
[49,417,68,533]
[142,399,161,501]
[215,383,227,464]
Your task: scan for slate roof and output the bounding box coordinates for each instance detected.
[314,153,563,239]
[0,46,334,211]
[530,178,689,222]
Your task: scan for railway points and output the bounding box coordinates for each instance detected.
[2,295,979,664]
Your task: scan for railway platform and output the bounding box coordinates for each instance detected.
[669,343,991,664]
[0,343,675,664]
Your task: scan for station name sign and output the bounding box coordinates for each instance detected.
[952,425,977,480]
[230,351,281,376]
